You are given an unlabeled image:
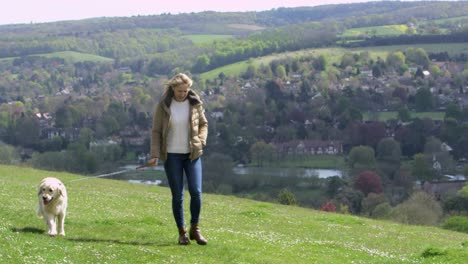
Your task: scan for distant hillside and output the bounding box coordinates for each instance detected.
[1,165,467,263]
[0,1,466,76]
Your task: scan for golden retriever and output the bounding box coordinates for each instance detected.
[37,177,68,236]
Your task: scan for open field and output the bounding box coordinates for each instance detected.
[183,34,234,45]
[340,24,408,37]
[0,51,114,64]
[1,165,467,263]
[363,111,446,121]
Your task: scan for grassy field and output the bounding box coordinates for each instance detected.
[250,155,346,169]
[0,51,114,64]
[200,48,347,80]
[183,34,234,45]
[40,51,114,63]
[1,165,467,263]
[340,24,408,37]
[363,111,446,121]
[432,15,468,24]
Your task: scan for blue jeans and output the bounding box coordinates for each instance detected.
[164,153,202,228]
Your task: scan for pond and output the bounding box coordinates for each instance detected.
[106,164,343,186]
[232,166,343,178]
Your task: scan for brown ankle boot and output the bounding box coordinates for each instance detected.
[189,224,208,245]
[178,227,190,245]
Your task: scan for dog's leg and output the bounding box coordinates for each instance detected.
[57,211,66,236]
[45,214,57,236]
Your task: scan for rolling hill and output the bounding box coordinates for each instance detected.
[1,165,467,263]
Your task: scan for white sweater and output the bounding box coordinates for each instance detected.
[167,99,190,154]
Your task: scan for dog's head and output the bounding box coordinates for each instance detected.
[38,178,66,206]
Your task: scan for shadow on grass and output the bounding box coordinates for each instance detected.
[11,226,44,234]
[67,237,173,247]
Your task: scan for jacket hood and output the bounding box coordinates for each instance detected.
[163,90,202,108]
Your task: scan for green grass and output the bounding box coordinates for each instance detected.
[363,111,446,121]
[431,15,468,25]
[183,34,234,45]
[341,24,409,37]
[200,48,347,81]
[40,51,114,63]
[1,165,467,263]
[251,155,346,169]
[353,43,468,58]
[0,51,114,64]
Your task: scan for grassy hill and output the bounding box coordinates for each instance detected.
[0,51,114,64]
[1,165,467,263]
[199,43,467,81]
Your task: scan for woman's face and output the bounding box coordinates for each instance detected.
[172,84,189,102]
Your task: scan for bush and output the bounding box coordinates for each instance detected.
[321,201,336,212]
[443,196,468,214]
[361,192,387,216]
[0,141,19,164]
[391,191,443,225]
[372,202,393,219]
[441,216,468,234]
[278,188,297,205]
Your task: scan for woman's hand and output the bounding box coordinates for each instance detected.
[148,158,159,167]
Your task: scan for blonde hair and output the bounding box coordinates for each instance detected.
[166,73,193,89]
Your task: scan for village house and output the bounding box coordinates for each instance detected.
[274,140,343,156]
[422,180,467,200]
[41,127,80,141]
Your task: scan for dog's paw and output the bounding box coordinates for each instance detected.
[59,232,65,236]
[48,231,57,236]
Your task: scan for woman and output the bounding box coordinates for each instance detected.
[148,73,208,245]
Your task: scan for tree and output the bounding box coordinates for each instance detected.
[0,141,19,164]
[377,138,401,162]
[445,103,461,119]
[348,145,376,173]
[14,116,40,147]
[334,186,364,214]
[377,137,402,181]
[243,65,257,79]
[313,54,327,71]
[414,87,434,111]
[361,193,387,217]
[192,54,210,73]
[386,51,406,70]
[55,105,74,128]
[278,188,297,205]
[394,118,428,157]
[412,153,433,183]
[326,176,346,197]
[354,170,383,196]
[405,47,429,68]
[250,141,275,166]
[372,64,382,78]
[397,106,411,121]
[275,65,286,78]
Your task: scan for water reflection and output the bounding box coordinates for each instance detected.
[232,166,342,178]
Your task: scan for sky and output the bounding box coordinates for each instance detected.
[0,0,374,26]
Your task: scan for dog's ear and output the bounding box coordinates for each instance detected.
[37,184,44,196]
[58,183,65,196]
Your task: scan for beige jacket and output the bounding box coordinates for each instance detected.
[150,90,208,161]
